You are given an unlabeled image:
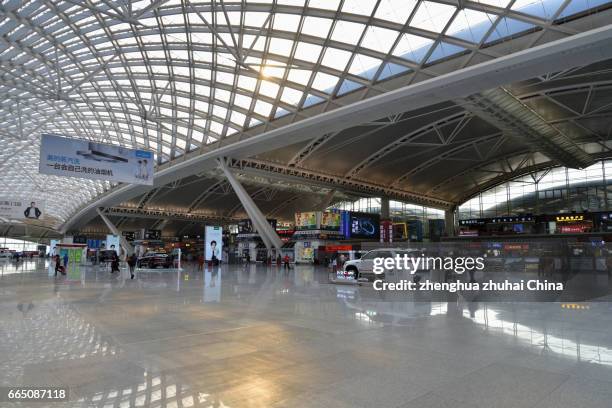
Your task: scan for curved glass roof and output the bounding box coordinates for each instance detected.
[0,0,609,227]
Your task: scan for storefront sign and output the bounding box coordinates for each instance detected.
[559,224,589,233]
[325,245,353,252]
[459,218,487,226]
[556,215,585,222]
[39,134,154,185]
[490,215,534,223]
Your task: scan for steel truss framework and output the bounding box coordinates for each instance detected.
[1,0,611,231]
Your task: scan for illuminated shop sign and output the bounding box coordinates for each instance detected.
[555,215,585,222]
[490,215,533,223]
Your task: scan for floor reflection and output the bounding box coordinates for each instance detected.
[2,262,612,407]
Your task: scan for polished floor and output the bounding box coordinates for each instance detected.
[2,259,612,407]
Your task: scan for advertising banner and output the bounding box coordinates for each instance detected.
[105,235,120,255]
[321,211,341,231]
[295,212,318,230]
[39,134,154,185]
[0,198,45,220]
[237,219,277,234]
[205,226,223,263]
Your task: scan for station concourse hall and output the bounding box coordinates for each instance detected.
[2,1,612,407]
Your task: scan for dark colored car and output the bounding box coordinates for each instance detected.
[137,253,172,269]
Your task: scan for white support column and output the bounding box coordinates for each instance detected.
[218,158,283,250]
[96,208,135,255]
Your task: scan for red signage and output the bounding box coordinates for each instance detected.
[325,245,352,252]
[559,224,590,234]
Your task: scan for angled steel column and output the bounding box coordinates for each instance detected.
[218,158,283,250]
[96,208,135,255]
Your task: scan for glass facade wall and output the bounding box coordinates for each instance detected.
[331,198,444,224]
[458,160,612,219]
[0,237,39,252]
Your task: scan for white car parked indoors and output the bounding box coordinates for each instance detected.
[343,248,424,281]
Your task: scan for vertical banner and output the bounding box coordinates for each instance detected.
[105,235,120,255]
[39,134,154,185]
[380,220,393,243]
[205,226,223,263]
[49,239,60,256]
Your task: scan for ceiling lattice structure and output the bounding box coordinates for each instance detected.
[0,0,610,228]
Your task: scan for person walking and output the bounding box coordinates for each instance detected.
[127,253,137,279]
[54,254,65,276]
[111,253,120,274]
[63,252,69,268]
[283,255,291,270]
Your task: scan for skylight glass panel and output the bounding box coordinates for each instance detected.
[194,99,209,111]
[216,71,235,85]
[474,0,512,6]
[213,105,228,119]
[215,89,231,103]
[486,17,535,43]
[195,84,210,97]
[360,25,399,54]
[512,0,565,20]
[261,62,286,80]
[238,75,257,91]
[308,0,340,11]
[331,21,366,45]
[447,9,496,43]
[244,12,269,27]
[269,37,294,57]
[303,94,325,107]
[321,47,352,71]
[337,79,363,95]
[311,72,339,93]
[392,33,434,63]
[287,69,312,86]
[410,1,457,33]
[273,13,302,32]
[301,17,333,38]
[210,121,224,134]
[253,100,273,117]
[557,0,611,19]
[294,42,322,63]
[259,80,280,99]
[280,87,303,105]
[348,54,382,80]
[379,63,410,80]
[374,0,418,24]
[230,111,246,126]
[426,42,466,63]
[234,94,252,109]
[342,0,377,16]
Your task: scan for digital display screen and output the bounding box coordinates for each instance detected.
[349,212,380,239]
